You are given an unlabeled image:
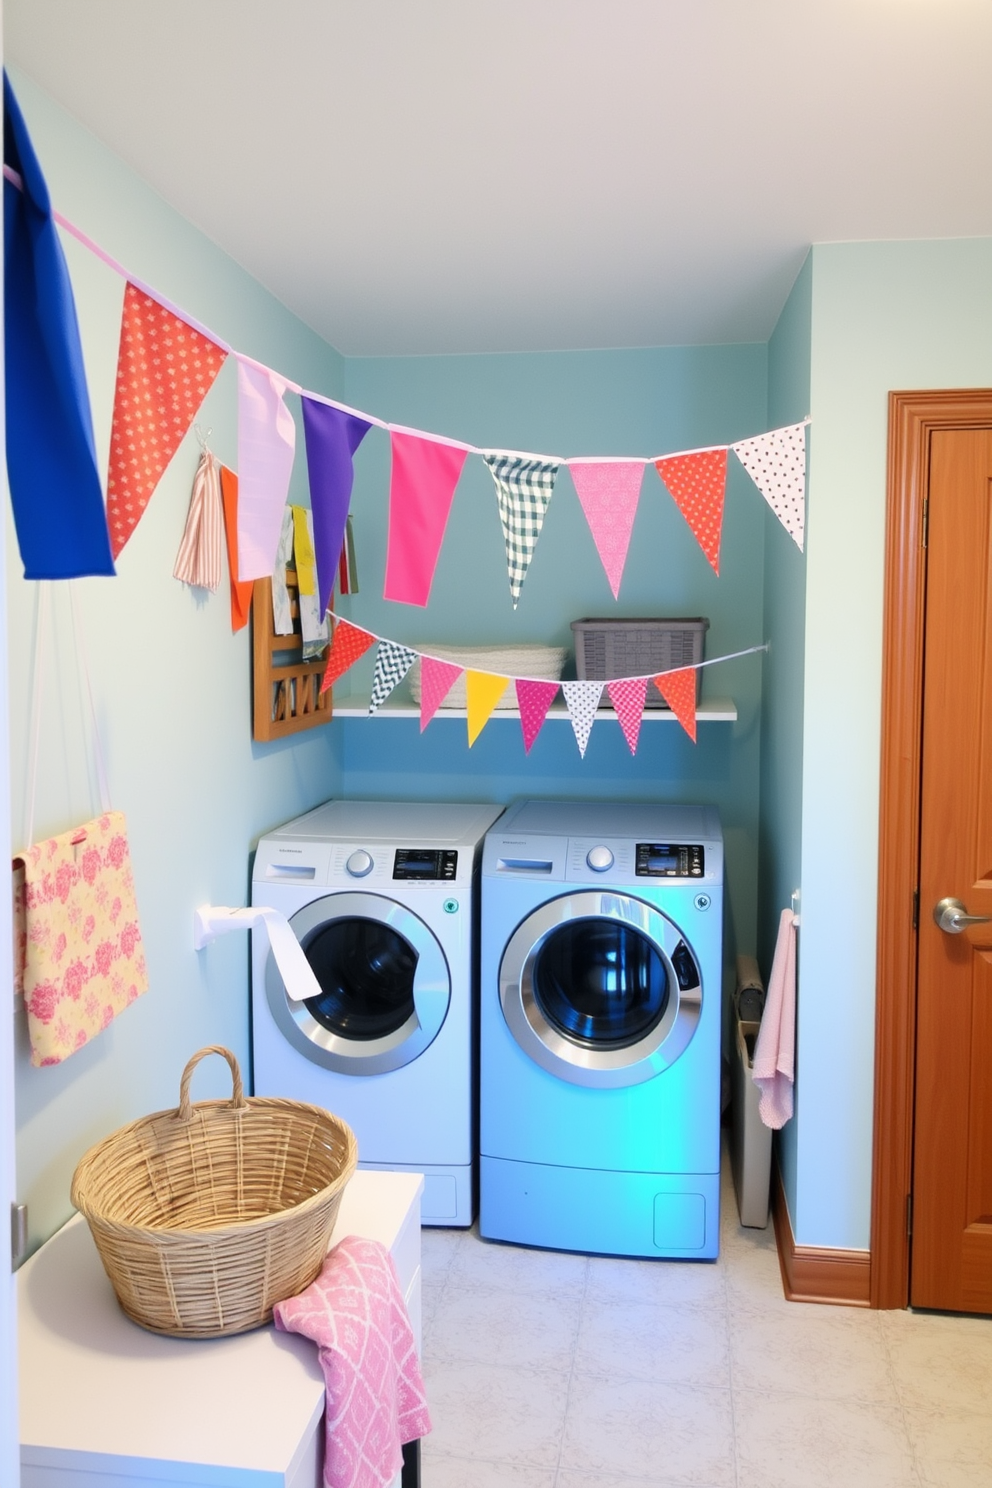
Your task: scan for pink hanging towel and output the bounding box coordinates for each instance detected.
[273,1235,431,1488]
[752,907,797,1129]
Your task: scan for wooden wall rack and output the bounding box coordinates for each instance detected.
[251,572,332,741]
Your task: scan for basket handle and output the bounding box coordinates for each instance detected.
[176,1046,248,1122]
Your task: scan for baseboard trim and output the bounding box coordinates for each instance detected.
[771,1160,871,1307]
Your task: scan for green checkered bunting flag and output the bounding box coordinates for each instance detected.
[368,639,418,715]
[484,453,560,607]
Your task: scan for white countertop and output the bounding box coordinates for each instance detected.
[19,1169,423,1486]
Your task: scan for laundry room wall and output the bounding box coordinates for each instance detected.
[336,344,769,995]
[7,68,347,1255]
[758,254,811,1222]
[790,236,992,1251]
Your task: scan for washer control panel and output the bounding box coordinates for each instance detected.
[635,843,705,878]
[393,848,458,881]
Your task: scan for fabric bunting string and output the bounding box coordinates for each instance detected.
[2,151,809,591]
[319,614,767,754]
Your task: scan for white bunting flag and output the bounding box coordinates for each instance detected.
[732,422,807,550]
[561,680,603,758]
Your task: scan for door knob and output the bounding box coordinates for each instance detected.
[933,897,992,934]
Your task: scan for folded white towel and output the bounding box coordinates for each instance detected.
[752,907,797,1129]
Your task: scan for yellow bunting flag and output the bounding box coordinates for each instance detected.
[465,670,510,746]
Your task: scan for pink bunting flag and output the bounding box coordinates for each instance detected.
[607,677,649,755]
[515,679,560,754]
[419,656,463,730]
[655,448,728,574]
[384,430,469,606]
[319,620,375,696]
[567,461,646,598]
[237,357,297,582]
[653,667,698,742]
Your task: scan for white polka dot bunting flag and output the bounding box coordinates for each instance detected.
[732,422,807,550]
[561,680,603,758]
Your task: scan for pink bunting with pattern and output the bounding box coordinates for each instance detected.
[419,656,463,730]
[567,460,646,598]
[653,667,698,742]
[515,679,560,753]
[319,620,375,695]
[106,284,227,558]
[607,677,649,755]
[655,448,728,574]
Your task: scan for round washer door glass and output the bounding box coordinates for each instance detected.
[499,891,702,1088]
[266,892,450,1075]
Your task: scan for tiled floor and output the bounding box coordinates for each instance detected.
[417,1148,992,1487]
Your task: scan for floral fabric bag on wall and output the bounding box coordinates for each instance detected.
[13,586,148,1066]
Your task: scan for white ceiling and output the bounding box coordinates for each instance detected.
[7,0,992,357]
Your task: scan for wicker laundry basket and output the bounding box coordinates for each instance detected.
[70,1045,357,1339]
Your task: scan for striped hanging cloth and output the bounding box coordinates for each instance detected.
[173,446,224,590]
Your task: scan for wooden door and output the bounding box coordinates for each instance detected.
[912,426,992,1313]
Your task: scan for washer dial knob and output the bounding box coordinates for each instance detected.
[586,845,614,873]
[346,849,374,878]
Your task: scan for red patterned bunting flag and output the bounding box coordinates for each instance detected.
[106,285,227,558]
[319,620,375,695]
[655,448,728,574]
[653,667,698,742]
[607,677,649,755]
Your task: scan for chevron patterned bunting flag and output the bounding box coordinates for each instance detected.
[653,667,698,741]
[516,679,560,754]
[368,640,418,715]
[484,453,560,607]
[561,680,603,758]
[655,448,728,574]
[107,284,227,559]
[568,461,646,598]
[607,677,649,755]
[419,656,463,730]
[465,670,510,746]
[732,422,807,550]
[319,620,375,695]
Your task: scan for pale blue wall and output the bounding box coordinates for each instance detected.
[795,237,992,1248]
[8,69,346,1253]
[339,346,769,989]
[760,254,810,1224]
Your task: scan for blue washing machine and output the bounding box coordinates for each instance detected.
[480,800,723,1259]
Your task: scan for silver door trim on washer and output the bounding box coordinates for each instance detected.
[498,890,702,1089]
[265,892,451,1075]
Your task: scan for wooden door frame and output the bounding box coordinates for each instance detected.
[872,389,992,1308]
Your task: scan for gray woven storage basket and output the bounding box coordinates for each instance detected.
[70,1045,357,1339]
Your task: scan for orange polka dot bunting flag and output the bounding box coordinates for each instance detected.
[106,285,227,559]
[561,680,603,758]
[653,667,698,742]
[515,679,560,754]
[319,619,375,695]
[732,422,807,550]
[465,670,510,746]
[607,677,649,755]
[419,656,463,730]
[654,448,728,574]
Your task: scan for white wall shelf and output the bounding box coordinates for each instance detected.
[331,693,738,723]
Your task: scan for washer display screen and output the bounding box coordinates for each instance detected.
[302,919,417,1040]
[532,918,669,1049]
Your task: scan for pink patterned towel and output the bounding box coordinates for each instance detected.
[273,1236,431,1488]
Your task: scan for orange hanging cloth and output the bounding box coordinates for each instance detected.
[220,465,255,632]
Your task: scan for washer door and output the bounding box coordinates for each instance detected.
[499,891,702,1089]
[265,893,451,1075]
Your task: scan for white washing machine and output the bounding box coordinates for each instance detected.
[252,799,504,1226]
[480,799,723,1258]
